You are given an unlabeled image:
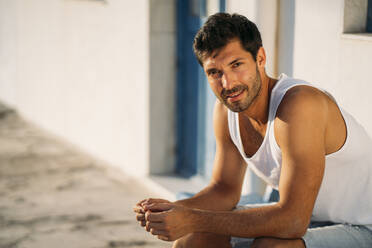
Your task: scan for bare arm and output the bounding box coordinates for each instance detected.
[145,87,329,240]
[188,87,328,238]
[175,100,247,211]
[134,100,246,231]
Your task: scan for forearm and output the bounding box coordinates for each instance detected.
[190,203,307,239]
[175,183,240,211]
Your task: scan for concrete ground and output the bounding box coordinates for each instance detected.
[0,104,172,248]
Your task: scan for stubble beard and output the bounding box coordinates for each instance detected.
[220,67,262,112]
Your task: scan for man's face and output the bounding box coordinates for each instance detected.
[203,40,262,112]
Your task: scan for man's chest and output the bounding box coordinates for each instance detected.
[238,116,268,158]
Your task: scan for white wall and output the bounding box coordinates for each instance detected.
[292,0,372,136]
[0,0,17,106]
[227,0,258,20]
[277,0,295,77]
[149,0,176,174]
[0,0,151,176]
[256,0,279,77]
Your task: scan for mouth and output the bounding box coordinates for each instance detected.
[226,89,244,102]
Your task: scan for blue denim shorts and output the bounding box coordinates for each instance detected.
[230,204,372,248]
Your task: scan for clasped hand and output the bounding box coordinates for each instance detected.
[133,198,194,241]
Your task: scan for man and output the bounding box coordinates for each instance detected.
[133,13,372,247]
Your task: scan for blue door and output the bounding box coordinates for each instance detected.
[176,0,225,179]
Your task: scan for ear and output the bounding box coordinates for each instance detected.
[256,47,266,68]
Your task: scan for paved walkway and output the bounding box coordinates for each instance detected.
[0,104,171,248]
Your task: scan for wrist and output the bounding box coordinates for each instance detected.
[188,208,204,233]
[173,199,188,207]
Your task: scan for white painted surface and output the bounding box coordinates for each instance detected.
[293,0,372,136]
[227,0,258,21]
[0,0,151,176]
[207,0,221,16]
[0,0,17,106]
[149,0,176,174]
[277,0,295,77]
[256,0,279,77]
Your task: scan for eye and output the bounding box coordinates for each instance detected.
[209,70,217,75]
[208,69,221,78]
[232,62,242,68]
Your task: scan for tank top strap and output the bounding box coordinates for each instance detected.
[268,74,312,122]
[227,109,241,152]
[267,74,315,156]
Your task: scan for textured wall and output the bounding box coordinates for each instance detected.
[0,0,151,176]
[149,0,176,174]
[293,0,372,136]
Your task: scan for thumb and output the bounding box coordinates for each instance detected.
[144,202,173,212]
[157,235,170,241]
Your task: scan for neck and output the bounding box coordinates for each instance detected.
[240,74,277,126]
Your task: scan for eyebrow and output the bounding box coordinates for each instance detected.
[228,58,244,66]
[212,52,219,59]
[205,58,244,74]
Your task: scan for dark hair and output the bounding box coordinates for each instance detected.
[193,13,262,66]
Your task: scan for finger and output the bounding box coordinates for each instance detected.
[145,211,165,222]
[147,221,165,231]
[150,228,167,236]
[136,213,145,221]
[141,198,156,206]
[139,220,146,227]
[143,202,172,212]
[146,220,166,232]
[141,198,169,207]
[136,199,148,206]
[145,220,152,232]
[135,199,148,211]
[133,205,145,214]
[157,235,169,241]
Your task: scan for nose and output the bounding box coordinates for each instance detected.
[221,72,235,90]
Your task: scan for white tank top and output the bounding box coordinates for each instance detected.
[228,74,372,228]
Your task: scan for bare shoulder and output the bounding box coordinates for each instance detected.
[274,85,329,149]
[276,85,329,123]
[213,99,227,119]
[213,100,235,145]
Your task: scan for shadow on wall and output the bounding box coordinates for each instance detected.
[277,0,295,77]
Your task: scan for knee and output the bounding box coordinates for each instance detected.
[251,237,305,248]
[252,238,281,248]
[171,234,190,248]
[172,233,231,248]
[172,233,206,248]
